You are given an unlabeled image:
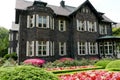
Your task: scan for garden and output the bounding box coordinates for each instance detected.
[0,57,120,80]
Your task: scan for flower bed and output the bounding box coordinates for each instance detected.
[46,66,99,71]
[59,70,120,80]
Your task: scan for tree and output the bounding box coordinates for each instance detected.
[0,27,9,57]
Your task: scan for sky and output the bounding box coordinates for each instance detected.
[0,0,120,29]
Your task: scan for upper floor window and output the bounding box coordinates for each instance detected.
[36,15,49,28]
[99,24,107,34]
[77,42,87,55]
[59,42,66,56]
[26,41,34,56]
[77,20,86,31]
[88,42,98,55]
[59,20,66,31]
[27,15,35,28]
[87,21,97,32]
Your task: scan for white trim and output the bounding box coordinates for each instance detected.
[32,41,34,56]
[26,41,29,56]
[77,19,79,31]
[27,15,30,28]
[47,16,49,28]
[64,20,65,31]
[46,41,49,56]
[36,41,38,56]
[8,48,10,54]
[96,43,98,54]
[58,20,60,31]
[36,14,39,27]
[94,22,97,32]
[84,20,86,31]
[53,18,54,30]
[32,15,35,27]
[53,42,54,55]
[87,21,89,31]
[77,42,80,55]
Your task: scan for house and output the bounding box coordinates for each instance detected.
[9,0,120,63]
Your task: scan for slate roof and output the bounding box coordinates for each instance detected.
[15,0,115,23]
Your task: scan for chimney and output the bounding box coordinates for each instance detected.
[60,0,65,7]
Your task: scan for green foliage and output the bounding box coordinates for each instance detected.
[2,58,17,67]
[4,52,18,60]
[106,60,120,71]
[112,27,120,36]
[0,27,9,57]
[0,58,5,66]
[0,66,59,80]
[94,59,112,68]
[43,58,98,68]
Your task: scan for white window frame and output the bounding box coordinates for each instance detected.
[88,42,98,55]
[16,33,18,40]
[59,42,66,56]
[104,42,113,55]
[36,15,49,28]
[77,20,86,31]
[27,15,35,28]
[36,41,50,56]
[99,24,107,34]
[59,20,66,31]
[88,21,97,32]
[78,42,87,55]
[26,41,34,56]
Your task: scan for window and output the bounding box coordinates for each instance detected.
[26,41,34,56]
[81,7,90,13]
[77,20,86,31]
[99,24,107,34]
[27,15,35,28]
[89,42,98,55]
[8,48,10,54]
[36,41,54,56]
[9,33,13,41]
[104,42,113,55]
[36,15,49,28]
[99,43,104,55]
[59,20,66,31]
[59,42,66,56]
[78,42,87,55]
[88,21,97,32]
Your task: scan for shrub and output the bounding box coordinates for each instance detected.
[94,59,112,68]
[4,52,17,60]
[2,58,17,67]
[43,58,97,68]
[0,58,5,66]
[0,66,59,80]
[106,60,120,71]
[23,58,45,67]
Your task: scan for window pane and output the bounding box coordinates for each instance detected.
[38,16,42,27]
[43,16,47,28]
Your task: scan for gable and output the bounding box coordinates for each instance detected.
[70,0,103,20]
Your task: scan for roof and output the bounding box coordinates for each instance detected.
[98,36,120,40]
[10,22,19,31]
[15,0,115,23]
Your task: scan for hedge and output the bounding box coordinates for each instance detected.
[0,66,59,80]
